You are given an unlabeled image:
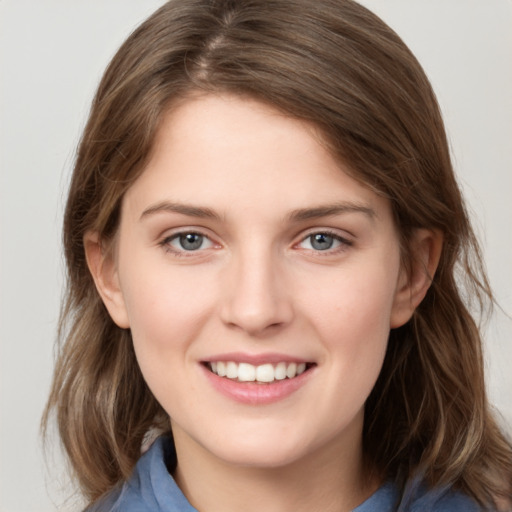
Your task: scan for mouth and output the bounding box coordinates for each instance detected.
[204,361,316,383]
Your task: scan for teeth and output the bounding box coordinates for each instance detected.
[209,361,309,382]
[286,362,297,379]
[238,363,256,382]
[217,361,226,377]
[226,361,238,379]
[275,362,287,380]
[256,363,274,383]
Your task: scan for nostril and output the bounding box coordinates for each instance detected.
[220,305,294,336]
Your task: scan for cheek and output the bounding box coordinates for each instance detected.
[120,270,215,414]
[303,263,398,387]
[118,258,217,370]
[305,262,398,340]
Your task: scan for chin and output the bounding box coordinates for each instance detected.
[211,442,308,470]
[199,423,335,470]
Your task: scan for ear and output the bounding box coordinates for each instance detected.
[83,231,130,329]
[390,229,443,328]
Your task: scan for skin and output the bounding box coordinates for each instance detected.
[86,94,441,512]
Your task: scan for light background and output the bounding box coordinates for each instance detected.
[0,1,511,511]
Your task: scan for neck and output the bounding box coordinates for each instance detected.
[172,422,379,512]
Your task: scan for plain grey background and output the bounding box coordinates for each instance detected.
[1,1,511,511]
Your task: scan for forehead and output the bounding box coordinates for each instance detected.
[122,93,390,222]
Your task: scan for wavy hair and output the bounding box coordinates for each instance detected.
[43,0,512,508]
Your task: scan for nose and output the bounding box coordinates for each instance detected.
[219,246,294,337]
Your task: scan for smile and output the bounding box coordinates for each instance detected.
[208,361,311,383]
[201,356,316,404]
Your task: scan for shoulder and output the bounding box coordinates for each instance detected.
[354,480,484,512]
[86,436,197,512]
[402,480,484,512]
[410,490,482,512]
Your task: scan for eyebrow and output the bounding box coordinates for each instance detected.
[139,200,376,223]
[140,201,221,221]
[286,202,376,222]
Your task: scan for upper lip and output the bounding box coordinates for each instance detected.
[203,352,313,366]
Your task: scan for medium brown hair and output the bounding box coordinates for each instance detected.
[43,0,512,508]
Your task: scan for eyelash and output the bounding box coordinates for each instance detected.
[295,230,353,255]
[159,229,353,257]
[159,231,216,257]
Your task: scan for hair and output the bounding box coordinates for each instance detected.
[43,0,512,508]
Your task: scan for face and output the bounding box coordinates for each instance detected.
[100,94,411,470]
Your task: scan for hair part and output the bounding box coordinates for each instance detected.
[43,0,512,507]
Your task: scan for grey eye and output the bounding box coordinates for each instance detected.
[168,232,213,251]
[297,232,349,252]
[309,233,335,250]
[178,233,204,250]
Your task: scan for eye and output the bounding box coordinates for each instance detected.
[165,232,214,252]
[298,232,351,252]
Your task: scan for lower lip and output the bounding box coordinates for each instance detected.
[201,365,313,405]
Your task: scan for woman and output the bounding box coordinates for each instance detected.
[44,0,512,510]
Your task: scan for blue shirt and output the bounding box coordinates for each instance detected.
[90,436,482,511]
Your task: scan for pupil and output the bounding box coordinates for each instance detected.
[311,233,333,250]
[180,233,203,250]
